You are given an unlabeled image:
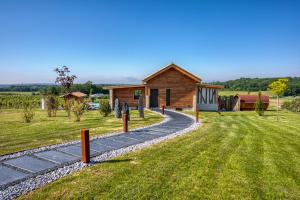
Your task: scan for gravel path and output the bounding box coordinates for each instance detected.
[0,109,199,200]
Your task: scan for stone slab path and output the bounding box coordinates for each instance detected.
[0,109,194,190]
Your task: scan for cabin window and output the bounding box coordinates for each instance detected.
[134,90,142,99]
[166,89,171,106]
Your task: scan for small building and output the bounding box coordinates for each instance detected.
[61,92,87,102]
[104,63,223,111]
[233,95,269,111]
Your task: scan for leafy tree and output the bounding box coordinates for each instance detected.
[255,91,264,116]
[54,66,77,93]
[268,78,288,120]
[54,66,77,117]
[99,99,111,117]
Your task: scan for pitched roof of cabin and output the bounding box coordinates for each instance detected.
[103,85,145,90]
[62,92,87,98]
[142,63,202,83]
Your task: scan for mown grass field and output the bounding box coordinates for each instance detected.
[0,109,162,156]
[19,110,300,200]
[219,90,273,96]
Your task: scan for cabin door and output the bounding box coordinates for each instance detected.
[150,89,159,107]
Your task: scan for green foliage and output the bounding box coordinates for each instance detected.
[0,95,41,109]
[282,98,300,112]
[40,86,61,95]
[99,99,111,117]
[268,79,288,121]
[0,83,109,95]
[64,99,72,117]
[210,77,300,96]
[71,101,86,122]
[22,101,35,123]
[268,78,288,97]
[255,91,264,116]
[45,96,59,117]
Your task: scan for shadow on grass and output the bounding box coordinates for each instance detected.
[101,159,132,164]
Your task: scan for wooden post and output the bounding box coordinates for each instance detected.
[123,113,128,132]
[196,110,199,123]
[81,129,90,163]
[162,105,165,115]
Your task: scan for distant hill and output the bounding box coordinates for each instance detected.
[209,77,300,96]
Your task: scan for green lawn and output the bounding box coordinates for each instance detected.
[218,90,273,96]
[0,109,162,156]
[19,110,300,200]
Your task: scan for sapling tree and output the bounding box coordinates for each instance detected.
[114,98,122,118]
[22,100,35,123]
[268,78,288,120]
[54,66,77,117]
[71,101,86,122]
[45,96,59,117]
[138,95,144,118]
[255,91,264,116]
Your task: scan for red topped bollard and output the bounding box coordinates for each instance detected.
[196,110,199,123]
[123,113,128,133]
[162,105,165,115]
[81,129,90,163]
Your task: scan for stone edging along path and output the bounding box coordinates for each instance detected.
[0,109,200,200]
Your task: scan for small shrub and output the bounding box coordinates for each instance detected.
[255,91,264,116]
[282,98,300,112]
[99,99,111,117]
[22,101,35,123]
[64,99,72,117]
[71,101,86,122]
[46,95,59,117]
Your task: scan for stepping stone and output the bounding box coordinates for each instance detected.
[85,141,113,153]
[3,156,57,173]
[0,164,29,187]
[34,150,79,164]
[113,135,141,145]
[139,128,170,135]
[129,132,160,140]
[146,127,175,134]
[57,145,98,157]
[93,138,126,149]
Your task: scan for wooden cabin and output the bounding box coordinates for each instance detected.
[104,63,223,111]
[233,95,269,111]
[61,92,87,102]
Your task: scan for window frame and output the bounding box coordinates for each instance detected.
[133,89,142,100]
[166,88,171,106]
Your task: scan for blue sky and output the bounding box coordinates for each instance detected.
[0,0,299,84]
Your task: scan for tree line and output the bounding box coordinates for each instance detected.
[210,77,300,96]
[0,82,109,95]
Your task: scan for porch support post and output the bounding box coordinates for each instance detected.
[109,89,113,109]
[193,87,198,112]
